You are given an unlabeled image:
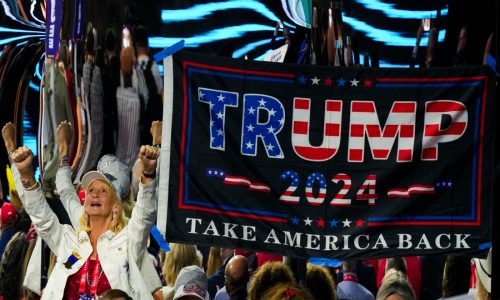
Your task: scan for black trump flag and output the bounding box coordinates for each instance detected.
[159,50,495,259]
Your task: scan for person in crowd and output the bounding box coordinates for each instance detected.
[81,23,104,172]
[101,289,133,300]
[247,261,296,300]
[482,33,494,65]
[337,260,375,300]
[132,25,163,146]
[208,247,234,298]
[420,255,445,300]
[473,249,491,300]
[0,231,29,299]
[116,46,141,168]
[21,226,39,300]
[217,255,249,300]
[206,246,223,277]
[260,283,314,300]
[10,141,159,299]
[0,202,17,259]
[386,258,407,275]
[233,249,257,274]
[306,264,337,300]
[441,256,471,298]
[453,26,469,66]
[376,269,415,300]
[162,243,203,297]
[378,257,421,299]
[425,27,439,67]
[337,260,377,296]
[171,265,209,300]
[101,28,121,155]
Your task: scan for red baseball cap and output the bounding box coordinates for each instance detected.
[1,202,17,226]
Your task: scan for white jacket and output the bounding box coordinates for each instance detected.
[22,176,157,300]
[15,165,162,296]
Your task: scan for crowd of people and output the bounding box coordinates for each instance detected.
[0,12,496,300]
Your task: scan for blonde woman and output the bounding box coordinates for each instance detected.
[11,144,159,300]
[376,269,415,300]
[162,243,203,298]
[206,246,222,277]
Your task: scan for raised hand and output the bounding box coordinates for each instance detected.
[56,120,73,157]
[150,120,162,146]
[139,145,160,182]
[11,146,35,183]
[2,122,16,153]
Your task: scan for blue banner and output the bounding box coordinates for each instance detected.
[73,0,84,40]
[45,0,62,57]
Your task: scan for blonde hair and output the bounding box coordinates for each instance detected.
[305,264,337,300]
[376,269,415,300]
[476,273,491,300]
[248,262,296,300]
[77,179,127,234]
[206,247,222,276]
[162,243,202,286]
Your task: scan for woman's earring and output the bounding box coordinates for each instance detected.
[112,210,117,220]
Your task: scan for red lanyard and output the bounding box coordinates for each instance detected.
[78,256,102,295]
[343,273,358,282]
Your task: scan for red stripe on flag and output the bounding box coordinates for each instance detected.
[294,98,310,110]
[366,124,382,137]
[326,101,341,111]
[325,123,340,136]
[381,124,397,137]
[398,149,412,161]
[399,125,414,138]
[424,122,466,136]
[373,149,389,158]
[305,192,326,198]
[293,121,309,134]
[349,149,363,161]
[422,148,437,160]
[426,101,465,112]
[392,102,416,113]
[350,124,365,137]
[356,194,378,200]
[352,102,375,112]
[294,146,337,160]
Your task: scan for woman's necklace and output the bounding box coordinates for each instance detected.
[79,256,104,299]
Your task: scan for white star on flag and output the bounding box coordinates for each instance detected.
[217,129,223,136]
[199,91,205,99]
[266,143,275,151]
[342,218,351,227]
[267,126,275,133]
[217,94,225,101]
[303,217,313,226]
[350,78,359,86]
[245,141,254,149]
[246,124,255,132]
[258,98,267,107]
[216,111,224,119]
[248,107,256,114]
[269,108,276,116]
[311,76,320,85]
